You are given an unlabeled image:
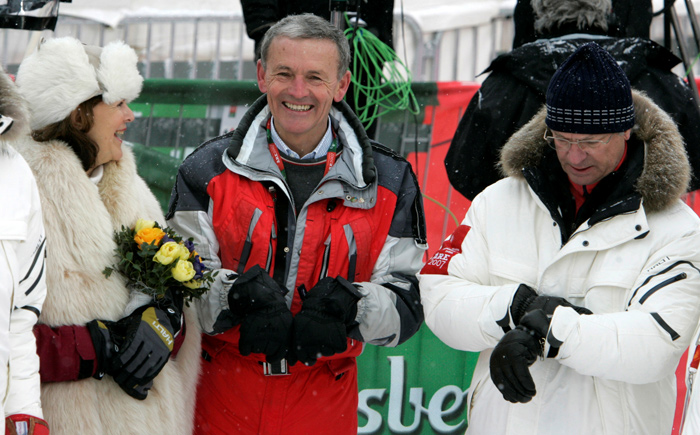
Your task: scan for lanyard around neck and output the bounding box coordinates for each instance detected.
[266,118,338,180]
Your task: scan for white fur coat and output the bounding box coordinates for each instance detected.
[14,136,200,435]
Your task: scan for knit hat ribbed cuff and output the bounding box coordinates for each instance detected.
[545,103,635,133]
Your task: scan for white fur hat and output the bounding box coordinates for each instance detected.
[15,37,143,131]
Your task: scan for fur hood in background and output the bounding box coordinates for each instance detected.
[532,0,613,35]
[499,90,690,212]
[0,72,29,152]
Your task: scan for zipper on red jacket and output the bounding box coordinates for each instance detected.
[319,235,331,281]
[345,224,357,281]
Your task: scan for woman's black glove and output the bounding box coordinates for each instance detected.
[87,303,177,400]
[291,276,363,366]
[228,265,292,364]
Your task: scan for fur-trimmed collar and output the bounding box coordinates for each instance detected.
[499,90,690,212]
[0,72,29,153]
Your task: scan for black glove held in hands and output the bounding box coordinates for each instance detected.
[227,265,288,318]
[292,277,362,366]
[239,303,293,364]
[490,326,540,403]
[527,295,592,317]
[229,265,293,364]
[519,302,592,358]
[112,304,176,400]
[509,284,537,325]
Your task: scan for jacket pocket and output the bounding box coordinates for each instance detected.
[218,198,273,273]
[325,217,373,282]
[580,265,640,313]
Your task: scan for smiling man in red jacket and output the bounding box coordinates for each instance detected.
[167,13,427,435]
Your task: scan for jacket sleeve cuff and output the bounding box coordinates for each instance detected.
[481,284,522,340]
[198,269,238,334]
[34,324,97,382]
[546,306,580,359]
[6,414,49,435]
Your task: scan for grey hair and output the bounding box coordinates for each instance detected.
[259,13,351,80]
[531,0,611,34]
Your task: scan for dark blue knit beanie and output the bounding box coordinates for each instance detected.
[545,42,635,134]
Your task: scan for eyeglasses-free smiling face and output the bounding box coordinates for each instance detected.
[256,36,351,157]
[87,100,135,172]
[546,128,631,186]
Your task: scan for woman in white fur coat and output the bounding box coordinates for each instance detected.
[12,37,200,435]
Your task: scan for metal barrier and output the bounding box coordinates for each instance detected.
[4,5,700,81]
[51,13,248,80]
[1,9,515,82]
[1,12,249,79]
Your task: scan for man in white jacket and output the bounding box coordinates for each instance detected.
[419,42,700,435]
[0,71,49,434]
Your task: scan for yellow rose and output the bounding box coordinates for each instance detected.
[176,243,190,261]
[134,218,156,233]
[154,241,183,265]
[183,279,201,289]
[172,259,196,282]
[134,227,165,248]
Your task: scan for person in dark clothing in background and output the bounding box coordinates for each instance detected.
[448,0,700,201]
[240,0,393,62]
[240,0,395,139]
[513,0,653,48]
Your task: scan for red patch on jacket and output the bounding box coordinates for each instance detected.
[420,225,471,275]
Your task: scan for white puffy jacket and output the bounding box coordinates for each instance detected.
[0,72,46,421]
[0,146,46,419]
[420,92,700,435]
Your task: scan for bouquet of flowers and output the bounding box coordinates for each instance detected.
[103,218,215,305]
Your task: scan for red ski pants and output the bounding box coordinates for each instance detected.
[193,349,359,435]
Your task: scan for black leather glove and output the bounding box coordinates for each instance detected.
[520,309,551,339]
[88,304,177,400]
[527,295,592,317]
[509,284,537,325]
[113,304,177,399]
[291,276,362,366]
[520,302,592,358]
[228,265,292,364]
[489,326,540,403]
